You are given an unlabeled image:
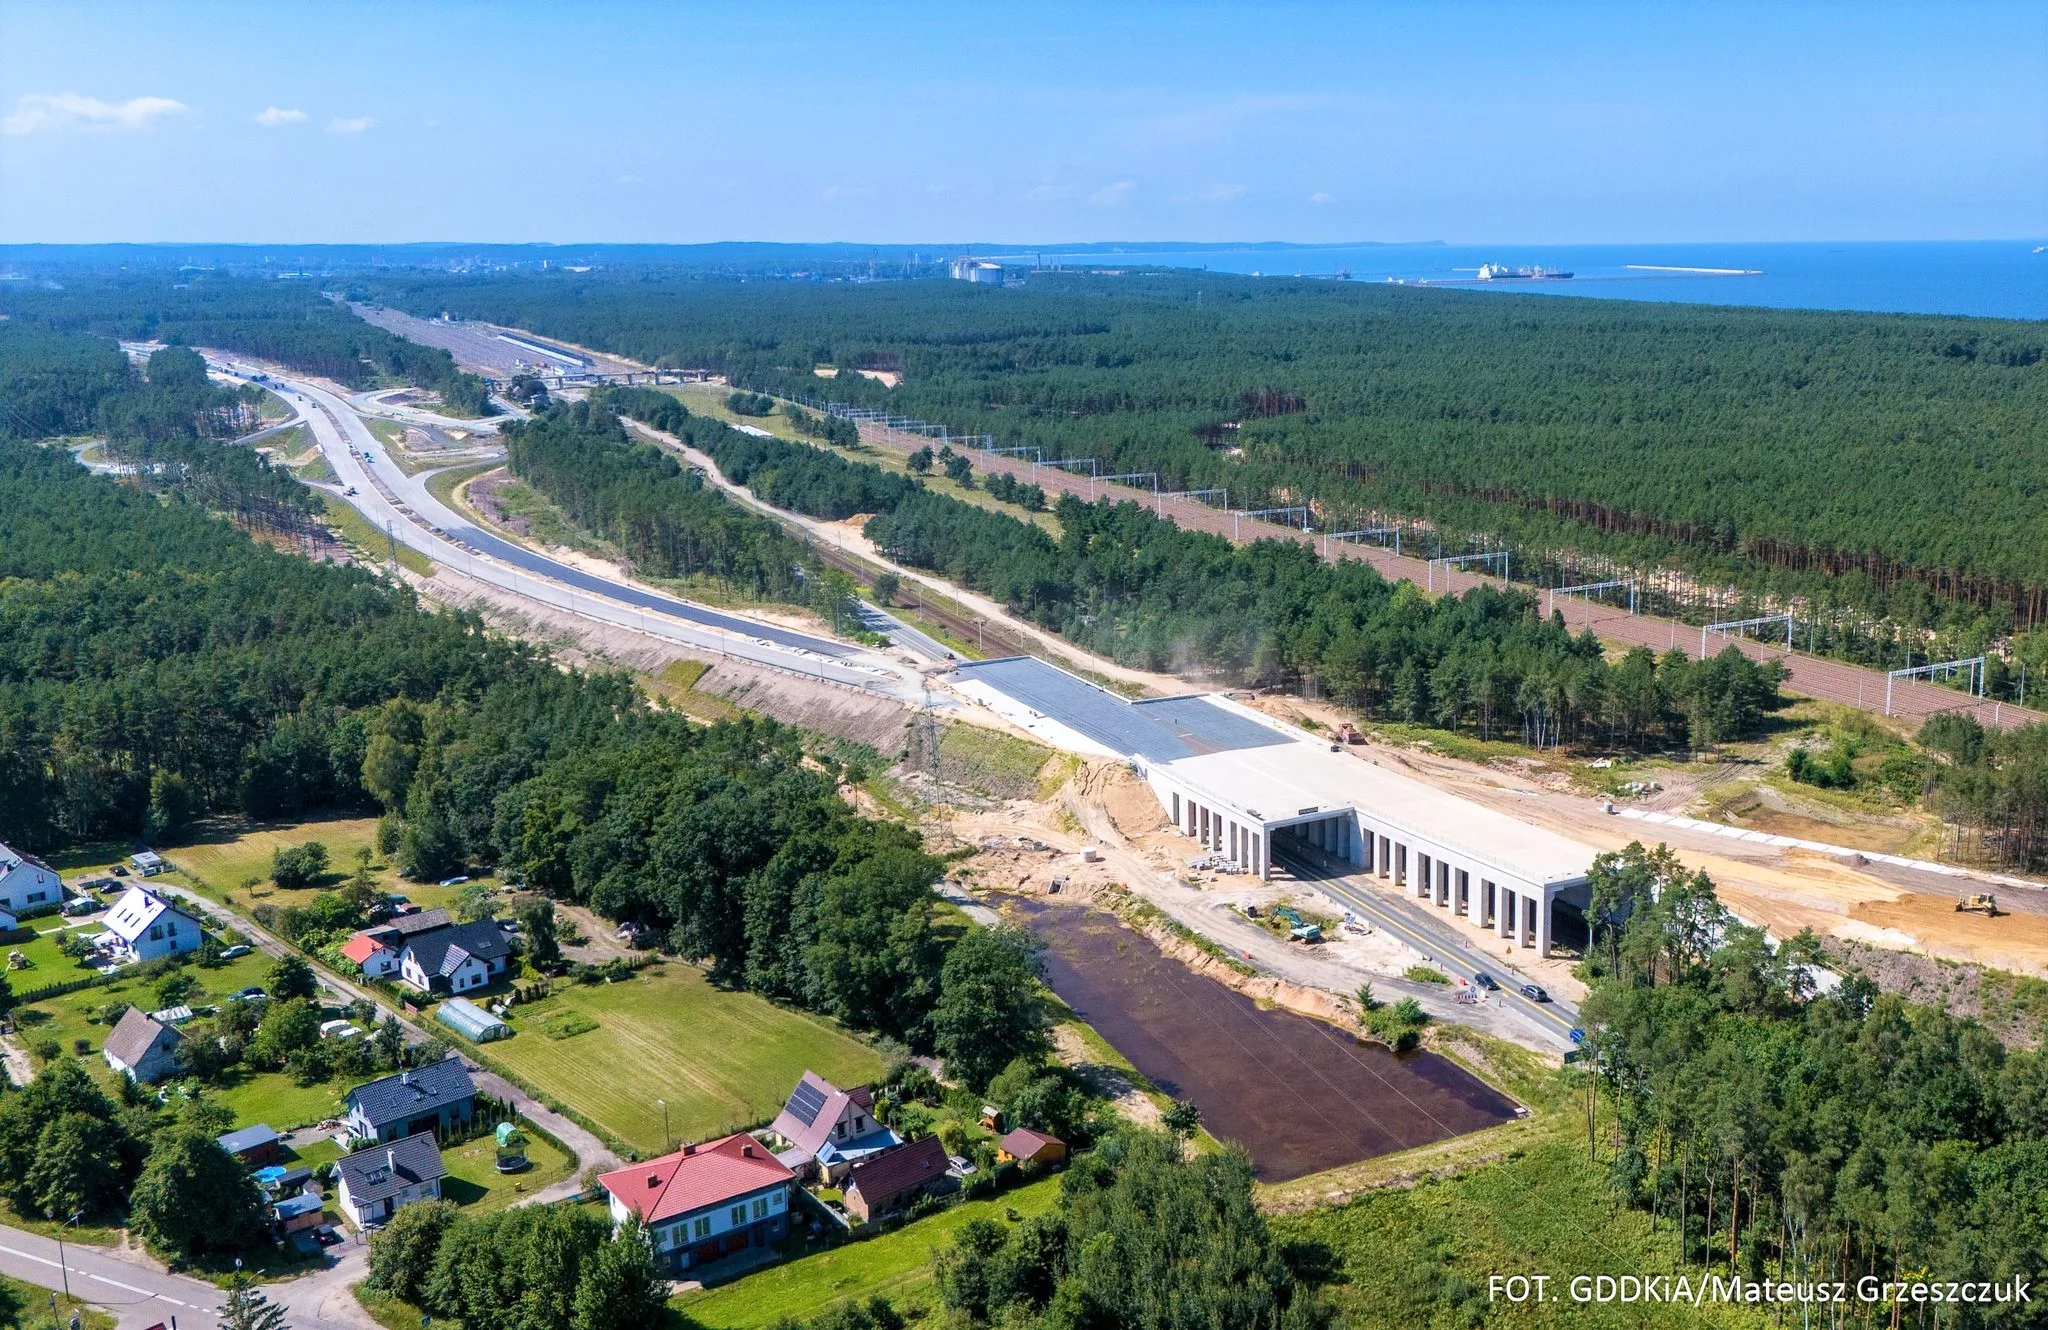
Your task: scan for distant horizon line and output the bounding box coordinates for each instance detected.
[2,237,2042,254]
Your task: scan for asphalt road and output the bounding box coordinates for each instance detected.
[204,358,927,700]
[1276,844,1582,1048]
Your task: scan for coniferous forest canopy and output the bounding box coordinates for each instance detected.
[598,389,1787,753]
[1,272,494,414]
[0,328,1049,1075]
[366,269,2048,645]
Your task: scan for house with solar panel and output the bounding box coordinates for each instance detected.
[598,1134,795,1274]
[765,1070,901,1184]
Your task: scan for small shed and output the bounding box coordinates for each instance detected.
[271,1190,325,1237]
[129,851,166,877]
[996,1127,1068,1167]
[218,1123,283,1168]
[436,996,512,1042]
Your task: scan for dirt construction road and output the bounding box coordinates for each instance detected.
[855,420,2041,734]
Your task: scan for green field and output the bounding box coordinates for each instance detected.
[677,1176,1063,1329]
[151,814,481,919]
[474,964,887,1155]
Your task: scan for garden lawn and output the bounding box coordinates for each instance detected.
[477,964,887,1154]
[11,949,276,1066]
[207,1065,354,1132]
[437,1130,575,1214]
[677,1176,1063,1330]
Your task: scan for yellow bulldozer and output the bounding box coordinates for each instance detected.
[1955,893,2002,917]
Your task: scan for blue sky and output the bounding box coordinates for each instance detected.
[1,0,2041,245]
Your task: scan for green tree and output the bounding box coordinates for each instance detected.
[931,926,1050,1091]
[269,953,318,1002]
[270,840,329,890]
[906,446,933,474]
[870,571,901,606]
[425,1204,609,1330]
[25,1112,127,1221]
[519,898,562,970]
[129,1128,266,1257]
[250,998,322,1067]
[367,1197,458,1304]
[219,1268,289,1330]
[1162,1098,1203,1142]
[571,1220,667,1330]
[144,768,197,844]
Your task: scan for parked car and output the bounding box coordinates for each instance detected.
[1471,972,1499,991]
[1519,984,1550,1003]
[229,986,269,1003]
[220,945,253,960]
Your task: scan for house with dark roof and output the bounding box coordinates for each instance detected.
[844,1136,951,1222]
[335,1133,445,1228]
[0,843,60,919]
[102,1006,182,1083]
[394,919,510,996]
[342,1059,476,1144]
[599,1134,794,1275]
[765,1070,899,1183]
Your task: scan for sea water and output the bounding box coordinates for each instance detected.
[1021,240,2048,322]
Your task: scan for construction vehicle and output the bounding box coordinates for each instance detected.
[1956,893,2002,917]
[1334,721,1364,745]
[1272,905,1321,943]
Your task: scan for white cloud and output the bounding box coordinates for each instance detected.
[1309,191,1336,204]
[617,173,645,185]
[1202,183,1247,203]
[1,92,187,137]
[326,116,373,134]
[255,106,307,126]
[1089,180,1135,206]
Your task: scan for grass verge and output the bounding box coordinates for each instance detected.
[318,494,433,575]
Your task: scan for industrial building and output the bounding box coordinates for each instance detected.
[952,657,1595,956]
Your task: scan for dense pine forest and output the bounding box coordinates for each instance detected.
[600,390,1784,751]
[0,337,1056,1076]
[1578,845,2047,1318]
[501,399,826,606]
[0,273,494,414]
[366,270,2048,662]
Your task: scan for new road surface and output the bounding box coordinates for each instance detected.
[203,357,932,700]
[1276,843,1583,1048]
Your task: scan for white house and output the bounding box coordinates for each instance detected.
[103,1007,183,1082]
[599,1134,794,1275]
[100,887,204,962]
[335,1133,446,1228]
[0,843,61,918]
[394,919,509,996]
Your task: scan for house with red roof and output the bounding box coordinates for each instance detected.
[341,932,399,979]
[598,1133,795,1274]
